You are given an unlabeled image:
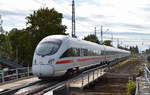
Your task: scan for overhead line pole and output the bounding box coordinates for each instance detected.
[72,0,76,38]
[111,33,113,46]
[0,15,3,34]
[94,27,97,36]
[100,26,103,44]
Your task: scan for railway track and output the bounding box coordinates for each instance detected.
[0,80,42,95]
[0,65,106,95]
[71,57,141,95]
[15,80,60,95]
[0,57,129,95]
[0,79,64,95]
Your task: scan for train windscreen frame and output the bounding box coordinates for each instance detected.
[36,39,62,57]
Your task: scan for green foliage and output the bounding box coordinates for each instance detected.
[117,45,139,54]
[127,80,136,95]
[83,34,100,44]
[26,7,67,47]
[137,67,144,76]
[145,47,150,54]
[0,34,6,49]
[117,57,138,67]
[129,46,139,54]
[103,40,113,47]
[8,29,32,65]
[5,7,67,66]
[117,45,129,51]
[0,33,12,58]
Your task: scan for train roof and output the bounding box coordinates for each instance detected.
[39,35,68,43]
[41,35,130,53]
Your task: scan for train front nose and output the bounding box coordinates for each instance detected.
[32,64,54,77]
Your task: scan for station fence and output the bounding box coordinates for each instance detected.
[135,64,150,95]
[144,64,150,85]
[0,67,32,84]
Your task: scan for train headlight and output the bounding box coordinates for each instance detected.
[48,59,54,64]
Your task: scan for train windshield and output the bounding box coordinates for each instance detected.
[36,40,62,56]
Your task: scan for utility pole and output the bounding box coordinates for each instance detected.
[111,33,113,46]
[72,0,76,38]
[0,15,3,34]
[100,26,103,44]
[117,38,119,48]
[94,27,97,36]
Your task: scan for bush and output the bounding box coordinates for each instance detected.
[127,80,136,95]
[138,68,144,76]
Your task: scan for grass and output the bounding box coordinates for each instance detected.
[117,57,138,67]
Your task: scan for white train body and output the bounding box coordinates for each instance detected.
[32,35,130,78]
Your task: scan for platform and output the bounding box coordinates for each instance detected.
[0,77,39,91]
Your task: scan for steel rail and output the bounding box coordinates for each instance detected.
[0,80,42,95]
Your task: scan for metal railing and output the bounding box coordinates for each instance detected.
[0,67,32,84]
[41,65,107,95]
[68,65,106,89]
[135,78,140,95]
[144,64,150,84]
[135,64,150,95]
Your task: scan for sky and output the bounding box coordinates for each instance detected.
[0,0,150,51]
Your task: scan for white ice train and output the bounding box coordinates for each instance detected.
[32,35,130,78]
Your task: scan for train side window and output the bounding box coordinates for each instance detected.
[83,49,88,56]
[80,48,84,56]
[90,50,93,56]
[87,49,90,56]
[60,48,80,58]
[77,48,80,56]
[60,48,71,58]
[73,48,79,56]
[101,50,105,55]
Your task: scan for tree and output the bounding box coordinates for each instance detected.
[103,40,113,47]
[0,34,7,57]
[135,45,139,53]
[83,34,100,44]
[129,46,139,54]
[7,8,67,66]
[26,7,67,47]
[0,33,12,58]
[145,48,150,54]
[8,29,32,66]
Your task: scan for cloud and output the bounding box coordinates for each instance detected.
[2,15,26,31]
[118,23,149,30]
[92,14,113,19]
[141,3,150,11]
[1,0,150,50]
[64,14,92,23]
[0,9,28,16]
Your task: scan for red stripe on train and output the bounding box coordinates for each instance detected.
[56,60,74,64]
[56,56,115,64]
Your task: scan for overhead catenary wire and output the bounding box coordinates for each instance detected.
[48,0,96,36]
[34,0,150,47]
